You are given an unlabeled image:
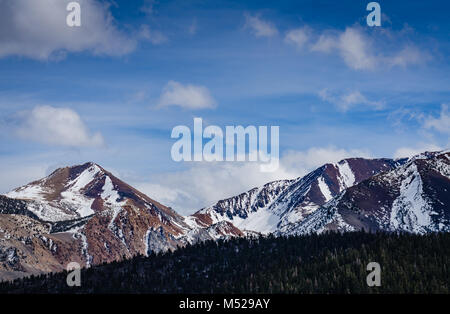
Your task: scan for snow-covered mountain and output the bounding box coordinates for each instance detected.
[7,162,180,222]
[6,162,191,253]
[189,157,407,234]
[282,150,450,235]
[1,151,449,281]
[0,162,239,280]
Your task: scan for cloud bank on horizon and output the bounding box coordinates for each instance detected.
[0,0,449,214]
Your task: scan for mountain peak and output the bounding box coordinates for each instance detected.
[285,149,450,235]
[409,149,449,162]
[6,161,180,224]
[190,156,407,235]
[1,150,449,281]
[47,161,100,175]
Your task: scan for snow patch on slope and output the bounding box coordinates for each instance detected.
[318,176,333,202]
[26,201,74,222]
[336,160,355,190]
[143,229,151,256]
[390,163,435,233]
[67,164,101,192]
[7,184,46,200]
[60,165,101,217]
[229,208,280,234]
[101,176,120,203]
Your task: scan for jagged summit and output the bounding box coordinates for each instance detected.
[1,150,449,281]
[0,161,252,280]
[190,156,407,234]
[282,150,450,235]
[6,162,180,223]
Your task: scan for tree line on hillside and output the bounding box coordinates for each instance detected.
[1,231,449,294]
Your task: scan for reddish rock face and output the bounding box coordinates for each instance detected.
[334,152,450,233]
[191,157,405,234]
[286,151,450,235]
[191,212,214,227]
[0,162,256,281]
[1,152,447,281]
[0,163,201,280]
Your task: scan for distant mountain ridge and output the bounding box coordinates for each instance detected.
[283,150,450,235]
[1,150,449,281]
[191,157,407,234]
[0,162,242,280]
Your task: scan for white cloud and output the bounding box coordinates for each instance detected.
[298,26,428,71]
[16,105,104,147]
[422,104,450,134]
[134,162,292,215]
[138,25,168,45]
[309,27,377,70]
[135,146,371,215]
[393,143,442,159]
[244,14,278,38]
[310,33,336,52]
[135,183,196,208]
[157,81,216,109]
[318,89,384,112]
[280,147,372,176]
[285,27,311,49]
[337,27,377,70]
[387,46,426,67]
[0,0,138,60]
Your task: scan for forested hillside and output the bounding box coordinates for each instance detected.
[1,231,449,294]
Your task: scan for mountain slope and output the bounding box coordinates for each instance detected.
[0,162,242,281]
[6,162,191,255]
[190,157,406,234]
[3,232,449,294]
[285,151,450,235]
[1,151,449,282]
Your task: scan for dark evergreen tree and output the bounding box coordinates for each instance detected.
[0,231,449,294]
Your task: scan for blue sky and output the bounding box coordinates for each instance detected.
[0,0,449,214]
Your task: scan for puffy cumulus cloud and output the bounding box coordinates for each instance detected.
[134,183,196,208]
[16,105,104,147]
[336,27,377,70]
[334,27,428,70]
[308,27,377,70]
[244,14,278,38]
[285,25,429,71]
[318,89,384,112]
[134,146,371,215]
[133,162,293,215]
[310,33,337,52]
[422,104,450,135]
[157,81,217,110]
[285,27,311,49]
[0,0,163,60]
[387,46,427,67]
[393,143,443,159]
